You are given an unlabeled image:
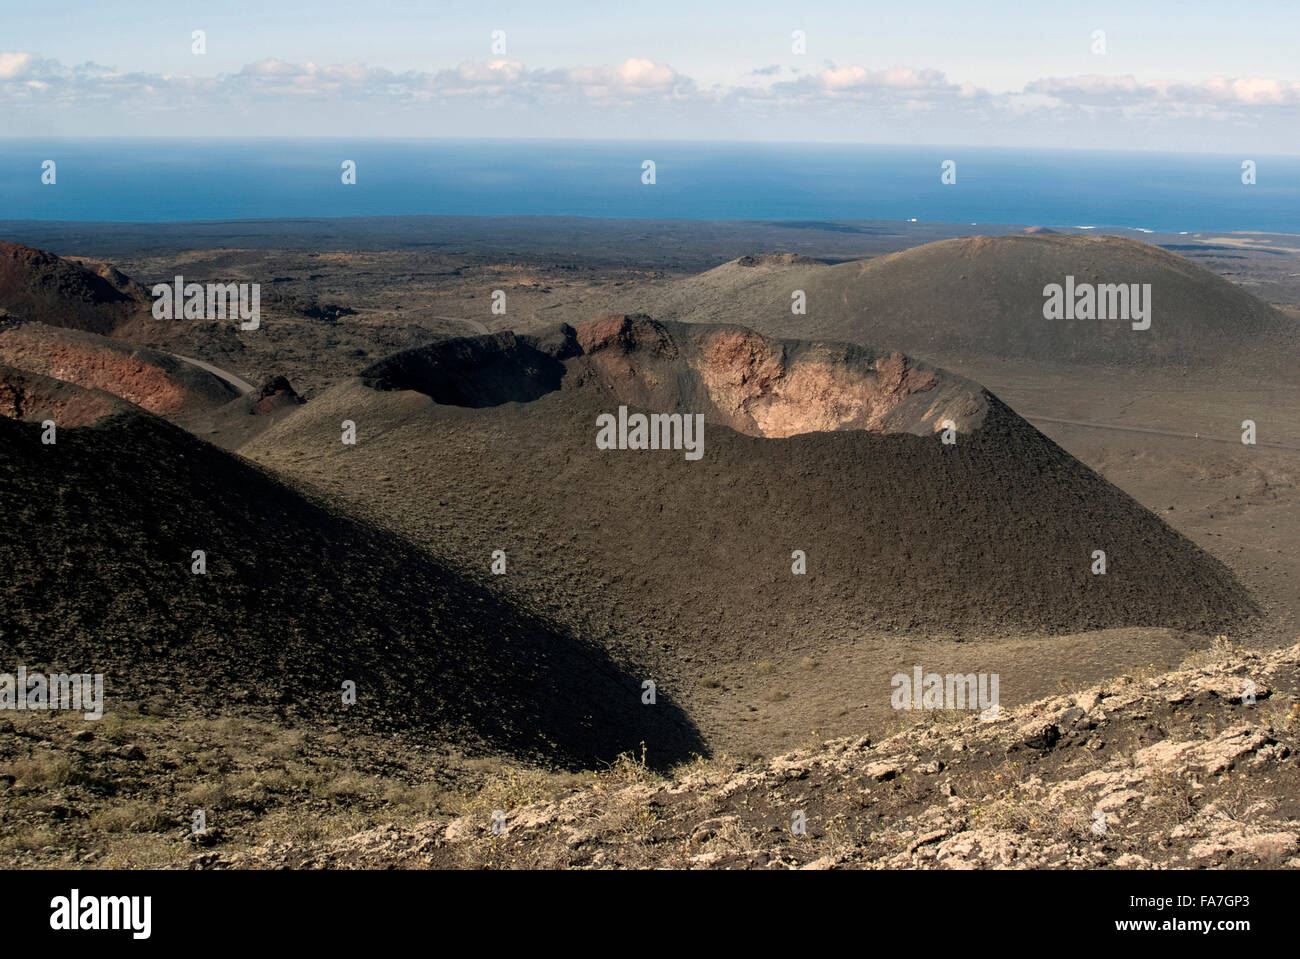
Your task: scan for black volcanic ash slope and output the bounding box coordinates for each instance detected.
[571,235,1299,368]
[245,316,1257,673]
[0,405,701,768]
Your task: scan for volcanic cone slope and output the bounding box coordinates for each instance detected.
[0,319,241,415]
[577,235,1298,368]
[0,404,702,768]
[0,363,137,426]
[0,241,152,338]
[246,316,1256,676]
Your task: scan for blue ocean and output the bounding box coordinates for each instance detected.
[0,139,1296,233]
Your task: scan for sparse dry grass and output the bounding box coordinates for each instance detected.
[1143,767,1202,831]
[447,762,586,823]
[89,801,175,834]
[0,702,486,868]
[1,751,81,788]
[1179,634,1243,670]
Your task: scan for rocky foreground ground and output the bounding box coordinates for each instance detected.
[215,640,1300,870]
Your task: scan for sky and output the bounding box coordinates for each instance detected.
[3,1,1300,153]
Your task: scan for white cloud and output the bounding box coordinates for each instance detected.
[1204,75,1295,105]
[1,51,1297,147]
[777,63,959,96]
[0,52,33,79]
[1027,73,1300,108]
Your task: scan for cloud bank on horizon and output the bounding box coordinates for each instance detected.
[2,1,1298,153]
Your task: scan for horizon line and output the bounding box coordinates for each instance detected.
[0,136,1297,160]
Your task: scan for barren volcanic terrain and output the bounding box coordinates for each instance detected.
[241,314,1258,755]
[0,222,1295,870]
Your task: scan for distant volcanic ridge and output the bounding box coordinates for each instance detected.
[0,241,150,337]
[362,314,989,438]
[733,253,822,267]
[605,235,1298,368]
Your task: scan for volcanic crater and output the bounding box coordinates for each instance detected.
[250,314,1256,697]
[361,314,988,438]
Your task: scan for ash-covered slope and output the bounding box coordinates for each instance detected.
[247,316,1255,670]
[0,241,151,338]
[582,235,1298,367]
[0,404,701,768]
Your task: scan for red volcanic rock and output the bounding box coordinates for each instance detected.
[250,375,304,415]
[0,364,133,427]
[0,321,240,415]
[569,315,984,438]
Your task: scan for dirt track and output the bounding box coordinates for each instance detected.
[171,353,257,395]
[1022,414,1300,452]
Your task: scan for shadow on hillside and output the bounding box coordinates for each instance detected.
[0,412,706,771]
